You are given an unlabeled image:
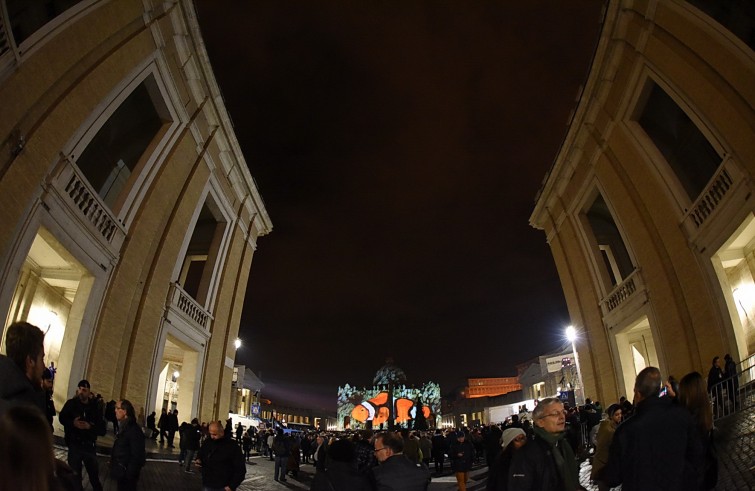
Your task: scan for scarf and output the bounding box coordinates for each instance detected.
[533,425,579,491]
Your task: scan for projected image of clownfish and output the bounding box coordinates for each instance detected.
[351,391,432,425]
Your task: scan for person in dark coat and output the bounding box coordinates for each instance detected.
[146,411,158,439]
[195,421,246,491]
[301,432,312,464]
[273,428,291,482]
[0,321,47,416]
[431,429,449,474]
[508,397,579,491]
[166,409,178,448]
[310,438,372,491]
[41,367,57,429]
[178,420,191,465]
[707,356,724,410]
[372,431,430,491]
[287,435,301,478]
[449,431,475,491]
[483,425,503,470]
[723,353,739,406]
[110,400,146,491]
[59,379,106,491]
[313,434,329,472]
[242,428,253,462]
[184,418,202,473]
[603,367,704,491]
[105,400,119,435]
[157,408,168,444]
[486,427,527,491]
[354,430,377,475]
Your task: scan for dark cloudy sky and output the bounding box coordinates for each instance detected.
[195,1,605,412]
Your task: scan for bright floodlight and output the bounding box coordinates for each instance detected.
[173,371,180,378]
[565,325,576,342]
[234,338,242,350]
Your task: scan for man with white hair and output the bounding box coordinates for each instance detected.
[508,397,579,491]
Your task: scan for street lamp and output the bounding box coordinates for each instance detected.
[566,325,585,406]
[234,338,242,350]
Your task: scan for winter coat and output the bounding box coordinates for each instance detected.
[197,436,246,490]
[603,395,703,491]
[507,434,565,491]
[449,439,475,472]
[0,354,46,416]
[59,396,106,446]
[110,421,146,481]
[591,418,617,480]
[372,454,430,491]
[185,423,202,451]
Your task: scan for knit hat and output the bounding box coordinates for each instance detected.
[501,427,526,449]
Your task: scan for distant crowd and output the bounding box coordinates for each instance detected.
[0,320,740,490]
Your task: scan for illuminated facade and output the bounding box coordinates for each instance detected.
[462,377,521,398]
[337,361,441,430]
[531,0,755,403]
[0,1,271,425]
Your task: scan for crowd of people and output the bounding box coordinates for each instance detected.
[0,320,738,491]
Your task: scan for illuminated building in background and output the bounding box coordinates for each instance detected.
[461,377,521,399]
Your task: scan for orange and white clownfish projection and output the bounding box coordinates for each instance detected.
[351,391,432,425]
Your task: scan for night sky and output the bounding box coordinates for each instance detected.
[195,1,605,412]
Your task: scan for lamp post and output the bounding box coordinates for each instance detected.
[565,325,585,406]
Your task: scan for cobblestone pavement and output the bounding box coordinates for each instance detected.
[713,403,755,491]
[53,444,490,491]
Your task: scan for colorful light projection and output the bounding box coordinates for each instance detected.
[337,382,441,430]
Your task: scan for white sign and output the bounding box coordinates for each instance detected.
[546,354,574,373]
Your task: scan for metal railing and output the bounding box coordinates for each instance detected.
[711,353,755,421]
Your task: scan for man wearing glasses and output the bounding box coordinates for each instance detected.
[372,431,431,490]
[508,397,579,491]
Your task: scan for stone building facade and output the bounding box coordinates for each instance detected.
[0,1,271,424]
[531,0,755,403]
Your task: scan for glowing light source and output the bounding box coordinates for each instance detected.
[565,325,576,342]
[234,338,242,350]
[173,371,180,378]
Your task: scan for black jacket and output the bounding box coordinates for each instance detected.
[603,395,703,491]
[431,434,448,458]
[185,423,202,451]
[0,354,46,416]
[59,396,106,446]
[507,435,564,491]
[197,437,246,490]
[449,439,475,472]
[372,454,430,491]
[110,421,146,480]
[310,461,373,491]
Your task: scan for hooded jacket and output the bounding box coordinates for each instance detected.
[0,354,46,416]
